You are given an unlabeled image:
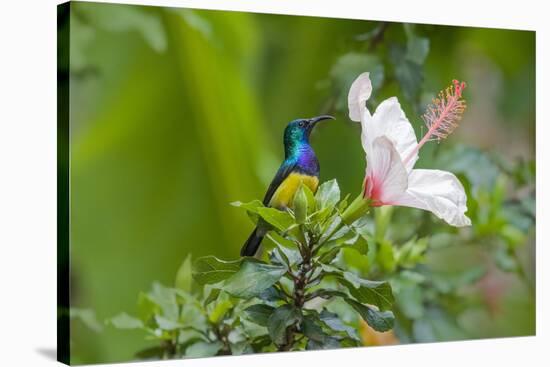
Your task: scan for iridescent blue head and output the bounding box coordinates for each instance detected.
[283,115,334,158]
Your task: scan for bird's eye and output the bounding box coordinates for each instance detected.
[299,121,305,127]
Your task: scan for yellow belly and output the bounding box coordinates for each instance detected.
[269,173,319,209]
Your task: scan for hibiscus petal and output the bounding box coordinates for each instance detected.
[371,97,419,171]
[348,72,372,122]
[393,169,471,227]
[366,136,408,204]
[360,109,376,157]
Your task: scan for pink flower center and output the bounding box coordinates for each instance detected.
[363,175,384,206]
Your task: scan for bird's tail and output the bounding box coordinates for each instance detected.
[240,226,265,257]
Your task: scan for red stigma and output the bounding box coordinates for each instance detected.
[453,79,466,98]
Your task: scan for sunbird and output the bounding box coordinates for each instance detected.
[240,115,334,257]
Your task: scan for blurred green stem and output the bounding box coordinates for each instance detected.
[512,249,535,296]
[340,193,370,225]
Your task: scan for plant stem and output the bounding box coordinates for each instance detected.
[278,232,315,351]
[212,323,231,355]
[161,338,176,359]
[278,195,371,351]
[340,193,370,226]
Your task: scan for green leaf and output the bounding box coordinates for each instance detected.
[346,300,394,332]
[81,3,167,52]
[428,233,456,249]
[209,299,233,324]
[175,254,193,292]
[355,24,385,41]
[70,308,103,333]
[185,341,223,358]
[319,264,394,311]
[377,240,396,272]
[110,312,144,329]
[231,200,264,223]
[501,224,526,248]
[267,304,301,345]
[180,303,207,330]
[231,199,264,223]
[244,304,275,326]
[395,237,428,268]
[349,227,370,255]
[155,315,183,330]
[406,35,430,65]
[241,319,269,340]
[303,314,342,350]
[318,263,343,276]
[193,256,241,285]
[148,283,179,320]
[340,247,370,273]
[339,272,394,311]
[203,286,221,306]
[395,285,424,319]
[178,329,207,345]
[137,292,159,322]
[134,346,165,359]
[224,260,287,298]
[269,237,301,268]
[257,207,295,232]
[354,236,369,255]
[390,44,423,103]
[315,289,349,300]
[315,179,340,211]
[271,247,291,269]
[293,184,308,224]
[338,193,350,212]
[306,336,341,350]
[230,340,252,356]
[323,218,352,242]
[310,205,334,225]
[330,53,385,110]
[339,337,361,348]
[412,307,468,342]
[258,286,286,303]
[436,145,499,190]
[171,9,213,40]
[494,247,518,272]
[317,247,340,265]
[396,59,423,102]
[302,314,326,343]
[303,184,316,215]
[319,309,359,340]
[250,335,273,352]
[231,199,264,212]
[520,194,535,217]
[267,231,297,248]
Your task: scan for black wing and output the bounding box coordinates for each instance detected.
[262,161,297,206]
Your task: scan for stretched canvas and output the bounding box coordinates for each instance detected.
[58,1,536,365]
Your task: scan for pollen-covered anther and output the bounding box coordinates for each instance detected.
[421,80,467,143]
[402,79,467,166]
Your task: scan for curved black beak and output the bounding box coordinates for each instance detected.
[307,115,335,129]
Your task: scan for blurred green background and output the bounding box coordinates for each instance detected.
[61,2,535,364]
